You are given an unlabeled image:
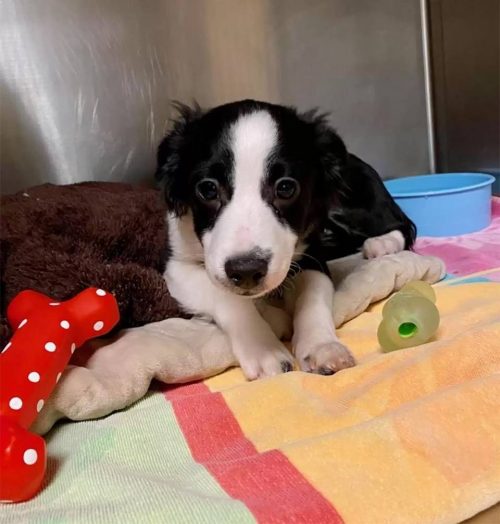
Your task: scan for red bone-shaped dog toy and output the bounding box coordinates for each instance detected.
[0,288,119,503]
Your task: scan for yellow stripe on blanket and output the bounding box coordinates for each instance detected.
[205,283,500,523]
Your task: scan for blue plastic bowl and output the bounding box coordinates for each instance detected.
[385,173,495,237]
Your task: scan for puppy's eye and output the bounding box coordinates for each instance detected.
[196,178,220,201]
[275,177,299,200]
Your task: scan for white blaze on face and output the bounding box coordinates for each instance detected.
[203,110,298,292]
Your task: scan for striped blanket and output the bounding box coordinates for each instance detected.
[2,199,499,524]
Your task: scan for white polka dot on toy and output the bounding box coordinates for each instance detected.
[49,302,60,306]
[28,372,40,383]
[37,399,44,412]
[18,319,28,329]
[9,397,22,410]
[44,342,56,352]
[23,449,37,466]
[71,343,76,353]
[93,321,104,332]
[2,342,11,354]
[56,372,62,383]
[60,320,70,329]
[96,289,106,296]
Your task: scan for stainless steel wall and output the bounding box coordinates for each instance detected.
[0,0,430,194]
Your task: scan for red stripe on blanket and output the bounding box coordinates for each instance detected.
[165,382,343,524]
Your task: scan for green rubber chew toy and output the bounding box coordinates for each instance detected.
[377,281,440,352]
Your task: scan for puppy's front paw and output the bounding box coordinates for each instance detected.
[237,344,295,381]
[298,340,355,375]
[362,230,405,259]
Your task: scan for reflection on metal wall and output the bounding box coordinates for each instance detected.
[0,0,430,194]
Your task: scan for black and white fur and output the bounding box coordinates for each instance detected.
[156,100,416,380]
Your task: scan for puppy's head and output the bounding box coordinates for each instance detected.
[156,100,346,297]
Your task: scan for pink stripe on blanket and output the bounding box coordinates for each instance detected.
[165,382,344,524]
[415,197,500,277]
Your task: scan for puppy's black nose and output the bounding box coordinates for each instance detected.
[224,254,269,290]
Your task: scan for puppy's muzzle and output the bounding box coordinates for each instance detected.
[224,253,269,291]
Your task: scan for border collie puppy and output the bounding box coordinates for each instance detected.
[156,100,415,380]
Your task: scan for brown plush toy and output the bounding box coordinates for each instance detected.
[0,182,183,347]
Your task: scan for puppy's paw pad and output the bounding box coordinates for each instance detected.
[300,341,355,375]
[362,231,405,259]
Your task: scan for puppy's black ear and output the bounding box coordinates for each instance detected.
[302,109,349,195]
[155,102,204,216]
